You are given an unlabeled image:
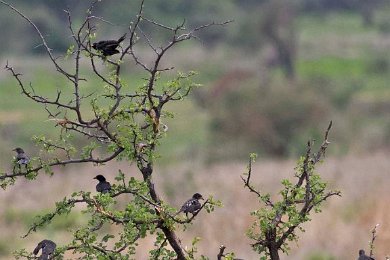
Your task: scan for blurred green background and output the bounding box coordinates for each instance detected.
[1,0,390,259]
[1,0,390,161]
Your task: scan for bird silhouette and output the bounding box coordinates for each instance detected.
[33,239,56,260]
[92,34,126,56]
[13,147,30,171]
[176,193,204,218]
[358,249,375,260]
[93,175,111,193]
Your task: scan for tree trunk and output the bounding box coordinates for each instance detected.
[265,228,280,260]
[141,165,186,260]
[268,244,280,260]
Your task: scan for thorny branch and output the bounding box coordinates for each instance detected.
[241,155,274,207]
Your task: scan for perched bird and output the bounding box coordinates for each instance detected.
[176,193,204,218]
[358,249,375,260]
[13,147,30,171]
[33,239,56,260]
[93,175,111,193]
[92,34,126,56]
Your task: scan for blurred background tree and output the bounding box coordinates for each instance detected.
[1,0,389,186]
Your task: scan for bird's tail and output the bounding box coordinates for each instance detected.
[118,33,127,43]
[38,254,49,260]
[33,242,43,255]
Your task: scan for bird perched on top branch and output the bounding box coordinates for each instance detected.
[93,175,111,193]
[176,193,204,218]
[92,34,126,56]
[33,239,56,260]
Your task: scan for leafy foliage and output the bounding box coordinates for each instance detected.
[242,122,340,259]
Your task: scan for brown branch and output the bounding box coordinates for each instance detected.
[0,1,74,81]
[0,148,124,180]
[4,62,75,111]
[369,223,379,257]
[152,238,168,260]
[241,157,274,207]
[217,245,226,260]
[312,120,332,163]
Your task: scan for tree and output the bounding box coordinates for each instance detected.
[0,0,228,259]
[242,122,340,260]
[0,0,340,259]
[259,0,297,79]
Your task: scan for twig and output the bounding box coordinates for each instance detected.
[217,245,226,260]
[369,223,379,257]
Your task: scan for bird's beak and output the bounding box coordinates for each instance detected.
[200,196,204,200]
[12,148,16,151]
[93,177,97,179]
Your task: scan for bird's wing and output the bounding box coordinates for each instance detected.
[93,40,117,50]
[102,49,120,56]
[18,158,29,164]
[16,153,28,160]
[103,42,120,50]
[182,199,200,213]
[193,200,202,211]
[102,182,111,192]
[180,199,191,212]
[42,240,56,255]
[97,182,111,193]
[96,183,104,192]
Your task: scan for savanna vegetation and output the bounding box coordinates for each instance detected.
[0,0,390,259]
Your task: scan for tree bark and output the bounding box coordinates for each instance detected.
[266,228,280,260]
[268,244,280,260]
[141,165,186,260]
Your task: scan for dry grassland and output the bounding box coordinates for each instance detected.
[1,150,390,259]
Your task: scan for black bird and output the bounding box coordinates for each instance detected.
[176,193,204,218]
[358,249,375,260]
[92,34,126,56]
[13,147,30,171]
[33,239,56,260]
[93,175,111,193]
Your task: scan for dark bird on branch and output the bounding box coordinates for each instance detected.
[358,250,375,260]
[92,34,126,56]
[94,175,111,193]
[13,147,30,171]
[176,193,204,218]
[33,239,56,260]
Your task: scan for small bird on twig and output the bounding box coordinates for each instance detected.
[358,249,375,260]
[93,175,111,193]
[33,239,56,260]
[176,193,204,218]
[13,147,30,171]
[92,34,126,56]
